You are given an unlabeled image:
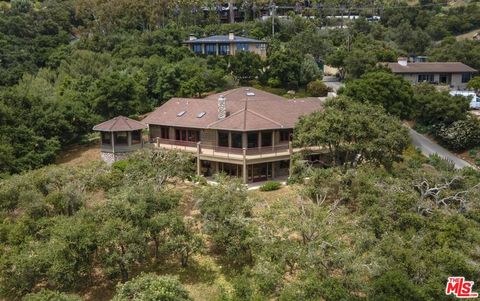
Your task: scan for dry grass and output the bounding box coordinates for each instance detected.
[456,28,480,41]
[56,143,101,166]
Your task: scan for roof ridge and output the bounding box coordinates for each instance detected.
[247,108,284,128]
[206,108,245,128]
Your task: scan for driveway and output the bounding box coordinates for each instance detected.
[408,127,473,169]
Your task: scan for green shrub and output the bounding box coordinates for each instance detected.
[112,160,129,172]
[307,80,329,97]
[23,290,83,301]
[259,181,281,191]
[435,117,480,151]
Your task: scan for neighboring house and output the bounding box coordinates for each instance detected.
[93,116,148,164]
[387,58,478,89]
[142,87,323,183]
[184,33,267,58]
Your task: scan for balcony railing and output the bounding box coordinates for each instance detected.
[151,138,291,158]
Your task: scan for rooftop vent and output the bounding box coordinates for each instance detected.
[177,111,186,117]
[229,32,235,41]
[197,112,206,118]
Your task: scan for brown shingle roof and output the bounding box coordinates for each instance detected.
[387,62,477,74]
[142,87,323,131]
[93,116,147,132]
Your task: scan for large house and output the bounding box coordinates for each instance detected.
[184,33,267,58]
[387,58,477,89]
[141,87,322,183]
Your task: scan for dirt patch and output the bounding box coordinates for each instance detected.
[56,144,101,166]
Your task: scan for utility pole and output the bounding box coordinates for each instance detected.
[270,1,276,38]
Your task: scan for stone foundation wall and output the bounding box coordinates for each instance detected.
[101,152,131,165]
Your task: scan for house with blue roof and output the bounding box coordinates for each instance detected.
[184,33,267,58]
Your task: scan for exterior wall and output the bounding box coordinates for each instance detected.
[397,73,469,89]
[200,129,217,146]
[451,73,467,89]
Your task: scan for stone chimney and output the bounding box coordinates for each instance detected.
[189,34,197,41]
[398,57,408,66]
[218,95,226,119]
[228,32,235,41]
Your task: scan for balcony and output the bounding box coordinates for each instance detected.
[150,138,293,161]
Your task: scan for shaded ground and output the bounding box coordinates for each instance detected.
[56,143,101,166]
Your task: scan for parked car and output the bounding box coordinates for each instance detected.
[449,90,480,109]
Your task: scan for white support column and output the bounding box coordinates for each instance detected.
[242,148,247,184]
[111,132,115,153]
[196,142,201,177]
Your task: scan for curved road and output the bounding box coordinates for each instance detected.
[408,128,473,169]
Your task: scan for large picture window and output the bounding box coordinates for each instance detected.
[261,131,272,147]
[205,44,216,55]
[115,132,128,145]
[231,132,243,148]
[236,43,249,52]
[192,44,203,54]
[131,131,141,144]
[418,74,434,83]
[218,44,230,55]
[280,130,292,142]
[462,73,472,83]
[101,132,111,145]
[161,126,169,139]
[247,132,258,148]
[218,131,229,147]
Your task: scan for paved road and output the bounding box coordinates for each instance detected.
[322,76,344,92]
[408,127,473,169]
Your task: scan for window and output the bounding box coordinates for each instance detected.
[462,73,472,83]
[280,130,292,142]
[175,129,199,142]
[192,44,203,54]
[101,132,111,145]
[439,73,451,84]
[131,131,141,144]
[218,43,230,55]
[115,132,128,145]
[247,132,258,148]
[218,131,229,147]
[418,74,434,83]
[279,160,289,169]
[161,127,169,139]
[187,130,199,142]
[261,131,272,147]
[231,132,243,148]
[236,43,249,52]
[205,44,216,55]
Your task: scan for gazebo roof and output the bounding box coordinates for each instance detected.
[93,116,147,132]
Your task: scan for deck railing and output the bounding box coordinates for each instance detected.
[152,138,291,158]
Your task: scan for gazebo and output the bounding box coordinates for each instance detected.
[93,116,148,164]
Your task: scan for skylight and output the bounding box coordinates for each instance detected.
[197,112,206,118]
[246,92,255,96]
[177,111,186,117]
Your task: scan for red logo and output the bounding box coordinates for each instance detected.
[446,277,478,298]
